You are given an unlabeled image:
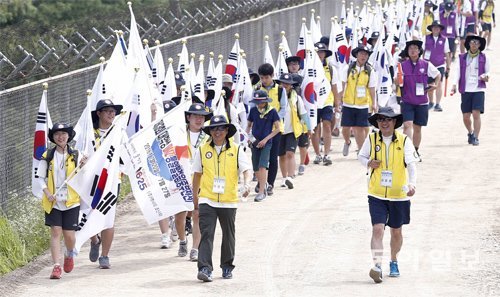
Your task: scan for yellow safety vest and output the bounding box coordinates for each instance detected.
[41,149,80,214]
[199,140,239,203]
[368,131,408,199]
[422,13,434,36]
[286,89,305,138]
[482,3,494,23]
[260,84,282,112]
[323,64,335,106]
[343,65,372,106]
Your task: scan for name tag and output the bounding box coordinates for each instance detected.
[356,86,366,98]
[56,186,68,202]
[380,170,393,187]
[424,50,431,60]
[468,75,478,85]
[416,83,425,96]
[213,177,226,194]
[446,26,453,34]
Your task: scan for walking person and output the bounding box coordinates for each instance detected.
[358,107,419,283]
[192,115,252,282]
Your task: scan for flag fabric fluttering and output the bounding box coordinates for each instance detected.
[225,36,240,81]
[193,55,205,102]
[263,35,275,66]
[280,31,292,60]
[274,47,288,79]
[153,41,165,86]
[310,10,322,43]
[177,40,189,76]
[73,90,96,159]
[32,86,53,198]
[160,59,177,103]
[296,20,308,61]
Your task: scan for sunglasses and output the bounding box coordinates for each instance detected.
[376,117,394,123]
[209,126,227,132]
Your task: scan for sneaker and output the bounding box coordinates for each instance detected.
[472,137,479,146]
[63,256,74,273]
[434,104,443,112]
[254,193,267,202]
[266,184,274,196]
[171,228,179,242]
[416,150,422,162]
[197,267,213,282]
[252,174,257,182]
[332,127,340,137]
[89,235,101,262]
[313,155,322,164]
[160,233,172,249]
[323,155,332,166]
[280,178,287,188]
[389,261,400,277]
[467,132,475,144]
[50,264,62,279]
[189,249,198,262]
[343,141,351,157]
[99,256,110,269]
[298,165,305,175]
[428,102,435,110]
[285,177,294,189]
[369,264,383,283]
[222,267,233,279]
[178,239,188,257]
[254,183,259,193]
[185,217,192,235]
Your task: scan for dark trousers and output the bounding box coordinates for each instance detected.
[267,133,281,187]
[198,204,237,272]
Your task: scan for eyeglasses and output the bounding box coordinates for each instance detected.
[469,40,480,45]
[210,126,227,132]
[376,117,394,123]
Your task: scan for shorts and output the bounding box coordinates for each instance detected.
[461,92,485,114]
[401,102,429,126]
[251,144,272,171]
[461,24,476,38]
[278,132,298,156]
[481,23,492,32]
[368,196,411,228]
[340,106,369,127]
[316,106,334,124]
[45,206,80,230]
[297,133,309,148]
[447,38,457,53]
[428,67,445,83]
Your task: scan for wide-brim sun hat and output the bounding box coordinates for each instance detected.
[202,115,237,138]
[276,73,295,85]
[465,35,486,51]
[314,42,333,57]
[427,20,445,32]
[403,40,424,57]
[285,55,301,65]
[368,107,403,129]
[250,89,272,104]
[351,45,373,58]
[91,99,123,124]
[48,123,76,144]
[184,103,212,123]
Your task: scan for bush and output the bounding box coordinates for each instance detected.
[0,216,28,275]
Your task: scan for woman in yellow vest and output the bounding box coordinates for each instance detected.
[479,0,496,49]
[192,115,252,282]
[357,107,419,283]
[37,123,86,279]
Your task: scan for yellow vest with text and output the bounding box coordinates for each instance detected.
[287,90,305,138]
[260,84,281,112]
[368,131,408,199]
[41,149,80,214]
[199,141,239,203]
[343,66,372,106]
[323,64,335,106]
[482,3,494,23]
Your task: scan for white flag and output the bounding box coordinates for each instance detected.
[32,88,52,198]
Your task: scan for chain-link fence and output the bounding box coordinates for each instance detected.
[0,0,356,215]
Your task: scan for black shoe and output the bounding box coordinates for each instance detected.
[467,132,474,144]
[266,184,274,196]
[197,267,213,282]
[222,267,233,279]
[185,217,192,235]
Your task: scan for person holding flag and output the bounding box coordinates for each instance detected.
[36,123,87,279]
[192,115,252,282]
[87,99,123,269]
[339,45,378,157]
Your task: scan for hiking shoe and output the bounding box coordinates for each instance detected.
[434,104,443,112]
[185,217,192,235]
[266,184,274,196]
[298,165,305,175]
[197,267,213,282]
[313,155,322,164]
[389,261,400,277]
[285,177,294,189]
[467,132,474,144]
[254,193,267,202]
[343,141,351,156]
[222,267,233,279]
[98,256,110,269]
[189,249,198,262]
[50,264,62,279]
[369,264,383,283]
[161,233,172,249]
[89,235,101,262]
[472,137,479,146]
[63,256,74,273]
[323,155,332,166]
[428,102,435,110]
[178,239,188,257]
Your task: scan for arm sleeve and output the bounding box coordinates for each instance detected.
[427,62,440,79]
[407,162,417,186]
[237,146,252,174]
[357,136,372,167]
[278,89,287,119]
[453,58,461,85]
[192,148,203,173]
[368,69,378,88]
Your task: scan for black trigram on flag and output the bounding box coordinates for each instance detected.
[307,69,317,77]
[299,37,305,45]
[209,77,216,87]
[319,87,327,96]
[335,34,343,42]
[96,192,118,215]
[379,86,388,95]
[309,109,316,118]
[133,94,141,105]
[228,52,238,61]
[76,212,88,231]
[160,84,167,95]
[152,68,157,78]
[37,112,47,124]
[283,52,289,59]
[102,83,107,95]
[106,145,115,162]
[194,83,201,93]
[234,74,240,84]
[179,64,185,72]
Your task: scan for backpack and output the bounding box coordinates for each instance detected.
[44,146,79,175]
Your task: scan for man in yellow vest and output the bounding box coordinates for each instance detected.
[192,115,252,282]
[358,107,419,283]
[479,0,496,49]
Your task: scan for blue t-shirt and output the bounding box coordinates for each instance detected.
[247,106,280,145]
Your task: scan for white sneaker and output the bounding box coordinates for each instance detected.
[285,177,294,189]
[298,165,305,175]
[160,233,171,249]
[189,249,198,262]
[343,141,351,157]
[313,155,323,164]
[171,228,179,242]
[280,177,287,188]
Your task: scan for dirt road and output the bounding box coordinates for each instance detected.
[3,37,500,297]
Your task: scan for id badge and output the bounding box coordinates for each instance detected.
[416,83,425,96]
[424,50,431,60]
[468,75,478,85]
[213,177,226,194]
[446,26,453,35]
[356,86,366,98]
[56,186,68,202]
[380,170,393,187]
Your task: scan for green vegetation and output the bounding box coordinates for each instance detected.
[0,216,28,275]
